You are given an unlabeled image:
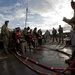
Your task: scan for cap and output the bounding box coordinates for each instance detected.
[5,20,9,24]
[5,20,9,22]
[27,27,30,30]
[59,25,61,26]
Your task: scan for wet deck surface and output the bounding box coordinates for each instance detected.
[0,42,72,75]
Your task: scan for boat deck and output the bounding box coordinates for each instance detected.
[0,42,73,75]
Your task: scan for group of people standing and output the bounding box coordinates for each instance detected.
[1,0,75,75]
[1,21,43,56]
[52,25,63,44]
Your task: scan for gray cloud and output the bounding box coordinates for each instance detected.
[0,0,74,33]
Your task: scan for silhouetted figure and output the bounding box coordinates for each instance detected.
[33,27,38,47]
[1,21,10,55]
[43,30,51,43]
[37,30,43,47]
[52,28,58,42]
[23,27,30,40]
[58,25,63,44]
[13,27,27,55]
[27,29,35,50]
[63,0,75,75]
[63,0,75,26]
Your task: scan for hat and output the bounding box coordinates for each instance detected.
[27,27,30,30]
[5,20,9,24]
[5,20,9,22]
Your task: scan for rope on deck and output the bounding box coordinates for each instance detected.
[11,51,48,75]
[42,45,71,57]
[9,43,75,75]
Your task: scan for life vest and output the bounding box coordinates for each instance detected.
[37,32,42,39]
[15,31,22,43]
[27,32,34,41]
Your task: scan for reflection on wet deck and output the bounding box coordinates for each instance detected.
[0,44,73,75]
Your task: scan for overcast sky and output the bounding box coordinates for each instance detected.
[0,0,74,33]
